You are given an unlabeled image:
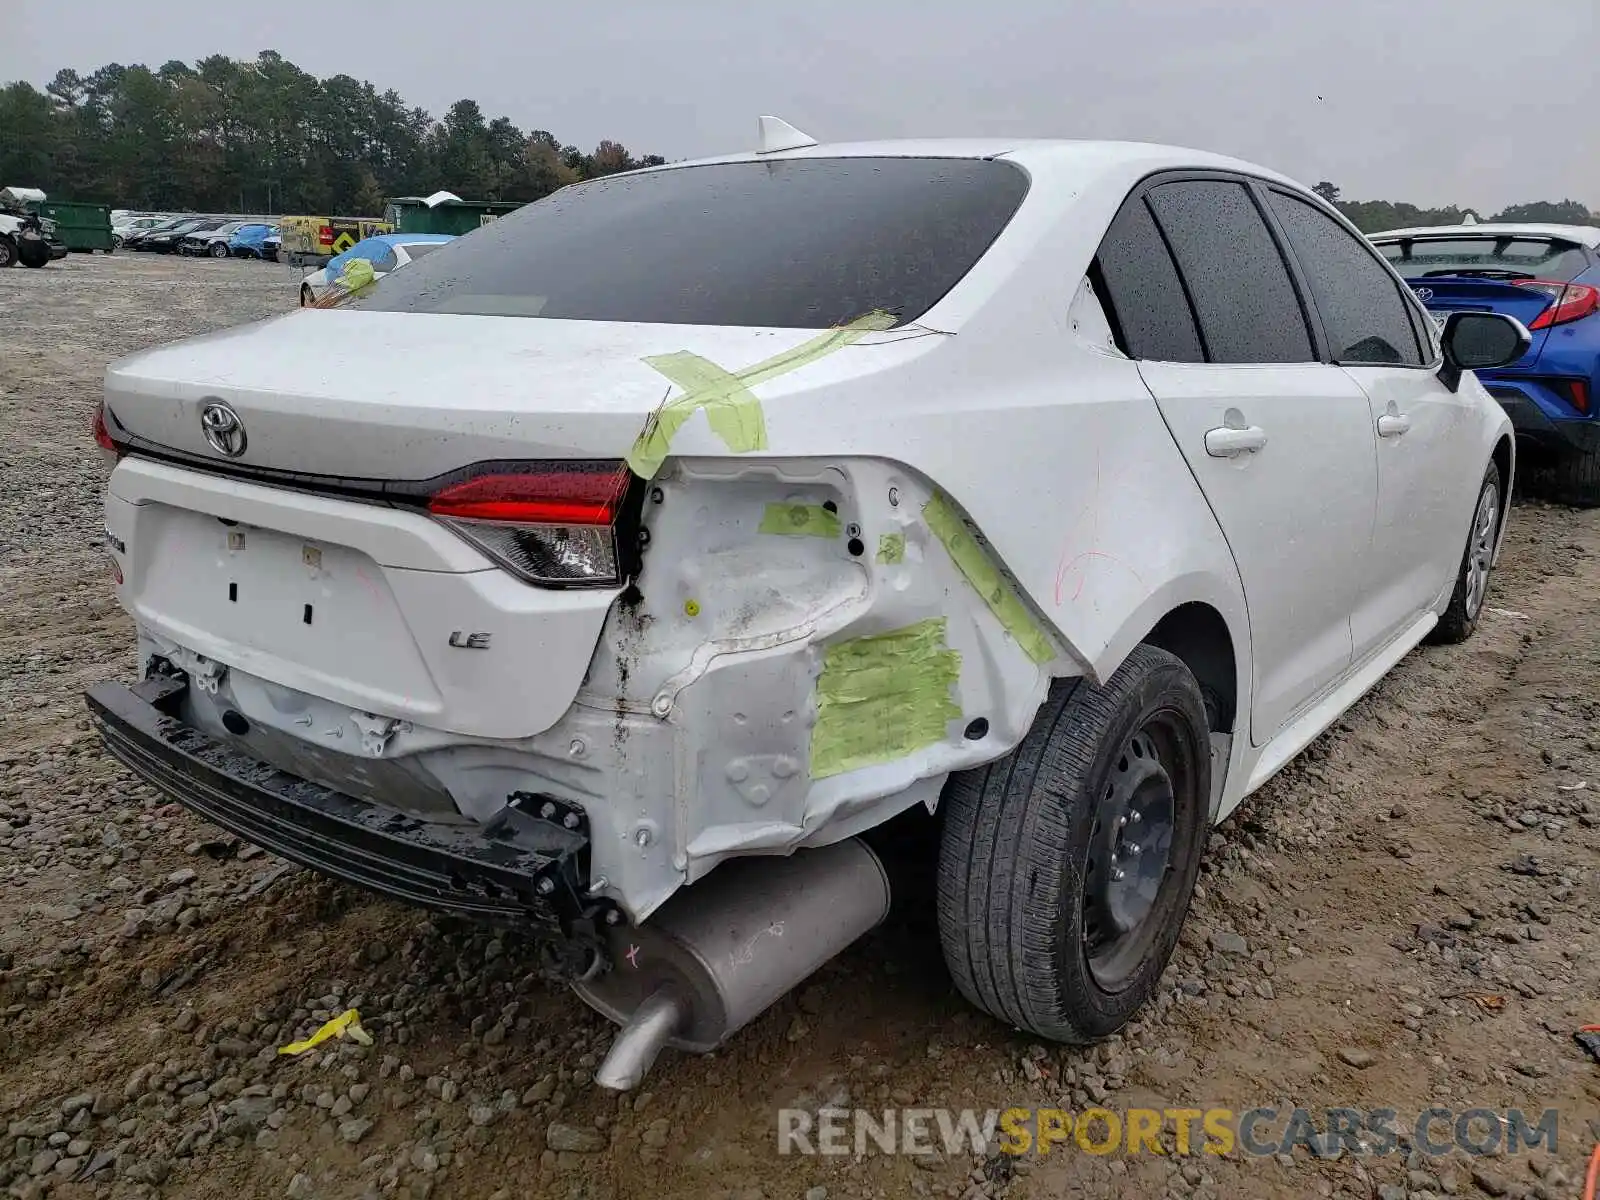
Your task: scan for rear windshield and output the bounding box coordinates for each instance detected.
[400,242,444,261]
[1376,235,1590,281]
[350,157,1031,327]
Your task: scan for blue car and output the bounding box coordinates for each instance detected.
[228,222,280,260]
[1372,223,1600,505]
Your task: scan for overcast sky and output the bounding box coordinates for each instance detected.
[9,0,1597,212]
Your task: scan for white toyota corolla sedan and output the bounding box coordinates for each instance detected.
[88,120,1525,1089]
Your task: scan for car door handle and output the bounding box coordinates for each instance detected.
[1376,413,1412,438]
[1203,425,1268,457]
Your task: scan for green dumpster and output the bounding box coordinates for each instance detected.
[34,200,115,253]
[385,195,524,236]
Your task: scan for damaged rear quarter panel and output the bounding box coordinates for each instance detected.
[573,457,1056,892]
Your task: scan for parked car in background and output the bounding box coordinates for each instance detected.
[298,233,454,305]
[179,220,252,257]
[88,129,1528,1091]
[125,216,214,252]
[1372,223,1600,505]
[228,223,280,260]
[112,214,169,249]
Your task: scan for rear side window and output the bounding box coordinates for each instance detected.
[1093,198,1204,362]
[401,243,443,262]
[1266,190,1424,366]
[350,157,1031,327]
[1146,180,1314,364]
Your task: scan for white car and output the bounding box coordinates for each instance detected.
[87,120,1525,1090]
[297,234,455,305]
[111,214,169,248]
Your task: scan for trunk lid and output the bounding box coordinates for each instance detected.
[1404,277,1552,370]
[103,309,889,480]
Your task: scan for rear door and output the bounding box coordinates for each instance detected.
[1265,190,1485,657]
[1096,175,1379,745]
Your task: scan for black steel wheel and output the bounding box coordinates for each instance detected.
[937,644,1210,1042]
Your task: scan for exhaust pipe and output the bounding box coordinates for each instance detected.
[577,837,891,1090]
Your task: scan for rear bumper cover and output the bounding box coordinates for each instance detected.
[86,671,604,941]
[1485,385,1600,456]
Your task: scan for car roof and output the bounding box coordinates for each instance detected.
[1369,222,1600,249]
[631,136,1306,191]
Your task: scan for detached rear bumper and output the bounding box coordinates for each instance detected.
[85,672,600,940]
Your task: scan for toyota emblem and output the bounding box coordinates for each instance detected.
[1412,286,1434,303]
[200,400,247,458]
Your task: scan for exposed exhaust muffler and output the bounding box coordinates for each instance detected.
[576,838,891,1090]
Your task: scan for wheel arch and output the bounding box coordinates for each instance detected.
[1141,601,1239,735]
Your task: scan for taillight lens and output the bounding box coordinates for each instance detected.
[94,406,121,454]
[426,462,632,588]
[1515,280,1600,330]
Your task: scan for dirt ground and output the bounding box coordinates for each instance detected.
[0,253,1596,1200]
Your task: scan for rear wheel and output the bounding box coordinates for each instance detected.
[1523,447,1600,509]
[936,645,1210,1042]
[0,236,14,267]
[112,234,124,249]
[1428,461,1502,645]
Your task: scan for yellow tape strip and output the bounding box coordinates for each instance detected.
[922,493,1055,665]
[810,618,962,779]
[310,257,378,310]
[626,310,898,478]
[759,503,841,538]
[876,533,905,564]
[277,1008,373,1055]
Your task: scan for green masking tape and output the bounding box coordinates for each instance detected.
[876,533,905,564]
[923,493,1055,665]
[810,618,962,779]
[626,310,898,478]
[759,504,841,538]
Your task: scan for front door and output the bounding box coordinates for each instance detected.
[1259,186,1485,658]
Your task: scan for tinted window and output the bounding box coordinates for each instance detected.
[1376,236,1590,282]
[363,245,399,272]
[1093,198,1203,362]
[1267,191,1423,366]
[352,157,1031,327]
[1146,180,1313,364]
[400,242,443,262]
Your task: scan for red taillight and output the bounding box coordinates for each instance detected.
[426,462,633,588]
[1516,280,1600,330]
[94,406,120,453]
[1551,378,1591,414]
[427,466,630,525]
[317,225,334,246]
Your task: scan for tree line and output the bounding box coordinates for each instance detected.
[1312,183,1597,234]
[0,50,666,215]
[2,54,1594,229]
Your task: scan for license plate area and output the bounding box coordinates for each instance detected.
[132,506,432,706]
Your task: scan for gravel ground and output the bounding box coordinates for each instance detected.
[0,254,1596,1200]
